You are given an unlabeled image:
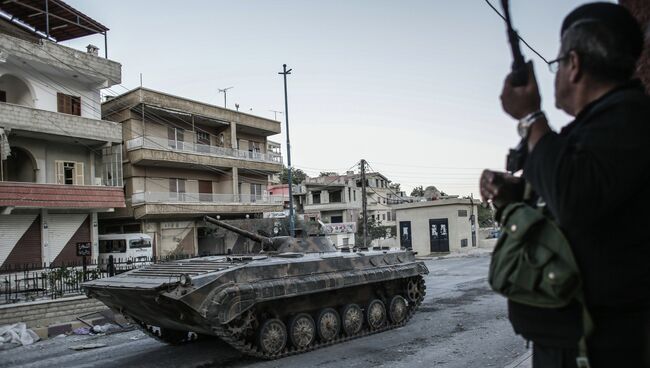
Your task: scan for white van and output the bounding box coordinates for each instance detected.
[98,233,153,267]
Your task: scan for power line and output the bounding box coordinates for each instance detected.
[483,0,550,64]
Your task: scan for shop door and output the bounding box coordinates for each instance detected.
[429,218,449,252]
[399,221,412,249]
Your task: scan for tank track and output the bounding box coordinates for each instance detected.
[211,276,426,360]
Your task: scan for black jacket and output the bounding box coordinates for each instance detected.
[509,81,650,349]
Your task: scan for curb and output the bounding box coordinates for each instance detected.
[504,351,532,368]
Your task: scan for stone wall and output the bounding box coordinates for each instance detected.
[0,295,108,329]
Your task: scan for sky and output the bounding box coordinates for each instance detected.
[62,0,608,197]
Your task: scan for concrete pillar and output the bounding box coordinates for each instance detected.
[90,212,99,263]
[89,150,95,186]
[232,167,239,199]
[40,208,49,265]
[230,122,238,150]
[322,190,329,204]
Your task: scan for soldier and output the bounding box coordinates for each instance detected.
[481,3,650,367]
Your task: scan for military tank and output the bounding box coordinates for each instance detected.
[83,216,429,359]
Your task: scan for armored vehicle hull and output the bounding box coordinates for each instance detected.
[83,218,429,359]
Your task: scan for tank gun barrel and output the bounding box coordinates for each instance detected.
[204,216,273,246]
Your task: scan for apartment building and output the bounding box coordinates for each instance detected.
[100,88,284,256]
[0,1,124,266]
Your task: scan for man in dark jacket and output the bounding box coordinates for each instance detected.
[480,3,650,367]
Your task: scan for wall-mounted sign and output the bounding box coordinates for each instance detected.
[323,222,357,234]
[76,242,92,257]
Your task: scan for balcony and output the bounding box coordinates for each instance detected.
[0,182,125,210]
[304,201,358,212]
[125,136,282,172]
[129,191,285,219]
[0,102,122,144]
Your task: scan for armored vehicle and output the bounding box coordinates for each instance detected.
[83,216,429,359]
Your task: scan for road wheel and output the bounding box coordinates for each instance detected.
[340,304,363,336]
[257,318,287,356]
[389,295,408,324]
[288,313,315,349]
[316,308,340,342]
[366,299,386,330]
[406,278,424,303]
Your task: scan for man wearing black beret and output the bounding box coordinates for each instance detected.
[481,2,650,367]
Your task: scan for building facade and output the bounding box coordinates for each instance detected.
[0,2,124,267]
[393,198,479,255]
[100,88,284,256]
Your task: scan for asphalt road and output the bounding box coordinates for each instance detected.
[0,254,529,368]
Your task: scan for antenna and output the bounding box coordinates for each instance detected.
[269,110,284,121]
[218,86,234,108]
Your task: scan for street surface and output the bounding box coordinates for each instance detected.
[0,254,529,368]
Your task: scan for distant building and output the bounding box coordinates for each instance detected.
[100,88,283,256]
[0,1,124,266]
[393,198,479,254]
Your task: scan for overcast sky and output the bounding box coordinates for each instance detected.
[63,0,607,196]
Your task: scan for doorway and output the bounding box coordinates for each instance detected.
[429,218,449,252]
[399,221,412,249]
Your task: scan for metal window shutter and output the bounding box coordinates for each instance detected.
[0,214,38,266]
[47,214,88,262]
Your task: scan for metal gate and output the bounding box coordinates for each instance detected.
[429,218,449,252]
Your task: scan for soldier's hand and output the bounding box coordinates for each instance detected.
[500,62,541,119]
[480,170,524,209]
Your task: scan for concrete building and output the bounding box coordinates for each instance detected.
[0,1,124,267]
[100,88,284,256]
[393,198,479,255]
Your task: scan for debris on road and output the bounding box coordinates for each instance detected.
[70,343,107,351]
[0,323,40,347]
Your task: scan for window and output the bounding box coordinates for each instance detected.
[313,191,321,204]
[55,161,84,185]
[99,239,127,253]
[330,190,342,203]
[130,238,152,249]
[461,238,468,248]
[382,214,386,221]
[250,183,262,202]
[168,127,185,150]
[0,90,6,103]
[196,131,210,144]
[458,210,468,217]
[353,190,356,201]
[169,178,186,200]
[342,237,349,246]
[57,93,81,116]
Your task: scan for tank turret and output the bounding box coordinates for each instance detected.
[204,215,337,253]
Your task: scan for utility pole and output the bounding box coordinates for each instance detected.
[279,64,295,237]
[360,159,368,248]
[218,86,234,108]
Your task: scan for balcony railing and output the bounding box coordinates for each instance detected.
[132,191,286,205]
[126,136,282,164]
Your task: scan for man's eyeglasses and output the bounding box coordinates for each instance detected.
[548,55,569,73]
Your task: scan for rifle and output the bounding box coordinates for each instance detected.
[499,0,529,173]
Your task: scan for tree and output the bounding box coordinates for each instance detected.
[410,185,424,197]
[477,202,496,227]
[388,182,401,193]
[355,216,389,246]
[319,171,338,177]
[280,167,307,185]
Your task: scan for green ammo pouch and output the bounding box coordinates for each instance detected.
[489,202,581,307]
[488,202,593,368]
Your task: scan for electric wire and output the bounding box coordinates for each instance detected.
[483,0,551,64]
